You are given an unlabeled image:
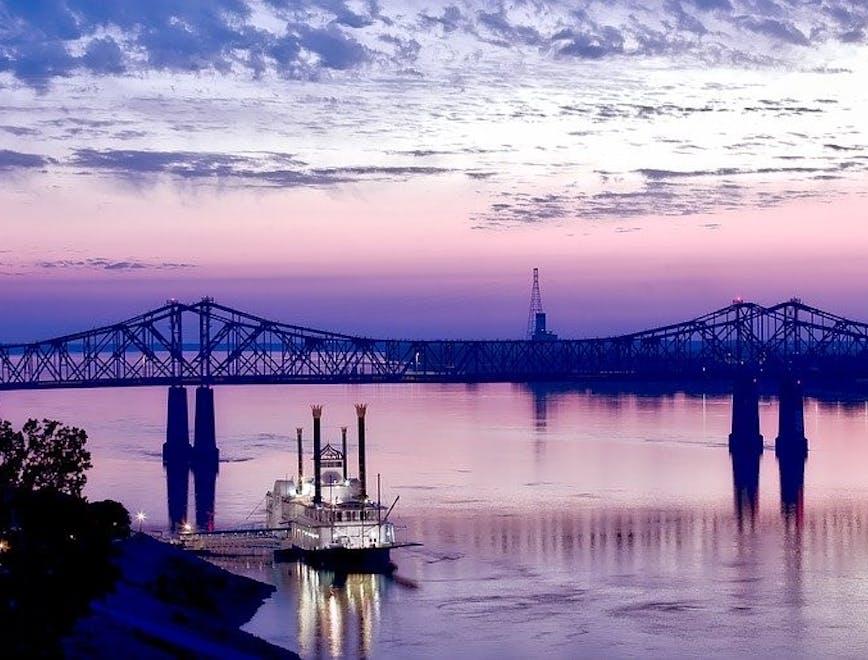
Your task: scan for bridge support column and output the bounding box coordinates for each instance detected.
[193,385,219,469]
[776,376,808,459]
[162,385,190,464]
[729,372,763,455]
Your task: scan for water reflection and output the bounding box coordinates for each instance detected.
[165,459,217,532]
[194,463,218,532]
[731,450,760,530]
[731,445,808,532]
[165,455,189,532]
[529,384,549,463]
[530,384,548,433]
[778,454,806,526]
[280,564,385,659]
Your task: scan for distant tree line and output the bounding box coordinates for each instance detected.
[0,418,130,657]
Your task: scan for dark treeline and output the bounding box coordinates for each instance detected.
[0,419,130,657]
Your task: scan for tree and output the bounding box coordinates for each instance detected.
[0,419,127,655]
[0,418,92,497]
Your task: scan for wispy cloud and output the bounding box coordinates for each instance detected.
[0,149,53,169]
[0,125,37,137]
[34,258,197,272]
[67,149,459,187]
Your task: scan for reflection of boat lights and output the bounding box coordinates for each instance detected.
[292,563,383,658]
[328,594,342,657]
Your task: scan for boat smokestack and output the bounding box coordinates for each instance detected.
[296,427,303,494]
[312,405,323,505]
[341,426,348,482]
[355,404,368,500]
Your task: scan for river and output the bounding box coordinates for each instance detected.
[4,383,868,658]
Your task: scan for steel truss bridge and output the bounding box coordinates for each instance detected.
[2,298,868,391]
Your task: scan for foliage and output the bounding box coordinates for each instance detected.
[0,418,129,656]
[0,418,92,497]
[1,489,131,655]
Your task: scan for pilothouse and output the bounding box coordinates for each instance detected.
[266,404,413,573]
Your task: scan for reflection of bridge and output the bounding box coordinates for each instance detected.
[2,297,862,460]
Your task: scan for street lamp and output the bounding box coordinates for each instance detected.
[135,511,147,533]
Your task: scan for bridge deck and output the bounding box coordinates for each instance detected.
[3,299,868,390]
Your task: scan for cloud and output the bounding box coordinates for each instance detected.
[35,257,196,271]
[80,36,125,74]
[737,17,810,46]
[0,0,373,87]
[0,149,53,169]
[297,25,370,70]
[72,149,274,177]
[551,27,626,59]
[419,5,465,33]
[69,148,338,187]
[0,1,866,232]
[0,0,866,88]
[67,148,456,187]
[473,159,868,228]
[0,125,37,137]
[476,9,542,47]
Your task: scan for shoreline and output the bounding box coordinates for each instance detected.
[63,533,298,659]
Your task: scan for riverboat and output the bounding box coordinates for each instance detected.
[266,404,412,573]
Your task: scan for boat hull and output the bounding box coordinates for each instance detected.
[275,544,394,573]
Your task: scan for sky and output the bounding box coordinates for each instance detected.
[1,0,868,341]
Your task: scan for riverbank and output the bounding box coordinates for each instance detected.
[63,534,297,659]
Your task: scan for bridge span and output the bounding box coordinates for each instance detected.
[2,297,864,464]
[2,297,868,390]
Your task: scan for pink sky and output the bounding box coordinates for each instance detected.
[3,176,868,341]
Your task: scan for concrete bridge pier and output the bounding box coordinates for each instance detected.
[776,376,808,459]
[729,372,763,455]
[162,385,190,464]
[192,385,219,469]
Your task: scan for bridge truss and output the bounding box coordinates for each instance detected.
[2,298,868,390]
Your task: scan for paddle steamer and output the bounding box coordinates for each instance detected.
[266,404,409,573]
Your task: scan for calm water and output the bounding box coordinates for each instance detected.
[5,383,868,658]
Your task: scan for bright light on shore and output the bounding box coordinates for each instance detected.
[136,511,147,532]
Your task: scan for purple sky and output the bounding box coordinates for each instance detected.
[2,1,868,340]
